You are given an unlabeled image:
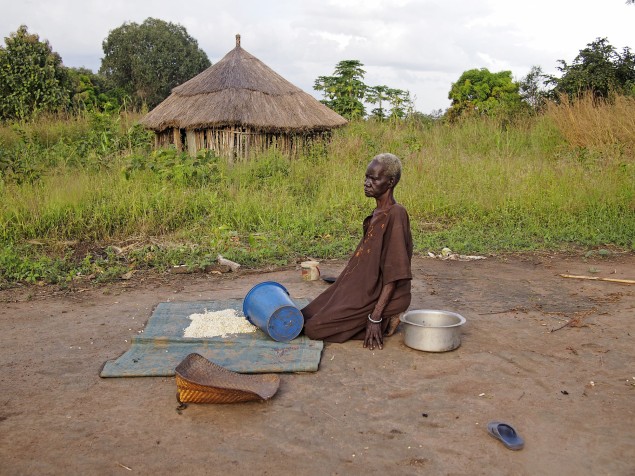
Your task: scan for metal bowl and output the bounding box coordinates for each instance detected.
[400,310,466,352]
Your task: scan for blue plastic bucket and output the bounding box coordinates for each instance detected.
[242,281,304,342]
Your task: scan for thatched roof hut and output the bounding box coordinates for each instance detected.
[141,35,347,158]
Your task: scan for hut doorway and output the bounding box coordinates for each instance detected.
[180,129,187,152]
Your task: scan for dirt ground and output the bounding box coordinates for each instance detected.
[1,253,634,475]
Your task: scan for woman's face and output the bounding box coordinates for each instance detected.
[364,159,394,198]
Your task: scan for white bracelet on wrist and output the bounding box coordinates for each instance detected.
[368,314,382,323]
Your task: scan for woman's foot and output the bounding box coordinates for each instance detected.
[384,313,402,337]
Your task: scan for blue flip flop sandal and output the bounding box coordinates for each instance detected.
[487,421,524,450]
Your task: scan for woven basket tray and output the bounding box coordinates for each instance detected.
[175,353,280,404]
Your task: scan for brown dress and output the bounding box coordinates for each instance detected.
[302,203,413,342]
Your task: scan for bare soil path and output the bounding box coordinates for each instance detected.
[1,253,634,475]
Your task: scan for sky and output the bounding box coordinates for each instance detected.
[1,0,633,113]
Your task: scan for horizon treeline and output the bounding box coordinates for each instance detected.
[1,20,633,122]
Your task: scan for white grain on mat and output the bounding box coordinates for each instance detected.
[183,308,257,338]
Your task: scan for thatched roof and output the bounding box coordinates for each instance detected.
[141,35,347,133]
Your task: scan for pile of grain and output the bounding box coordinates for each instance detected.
[183,308,257,338]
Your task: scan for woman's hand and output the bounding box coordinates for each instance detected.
[363,282,396,350]
[363,320,383,350]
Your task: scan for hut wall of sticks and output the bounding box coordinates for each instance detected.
[142,35,347,159]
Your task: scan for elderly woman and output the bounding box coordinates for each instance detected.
[302,153,413,350]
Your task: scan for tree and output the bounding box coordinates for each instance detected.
[365,85,413,120]
[0,25,71,121]
[314,60,367,119]
[518,65,550,112]
[615,47,635,95]
[100,18,211,108]
[366,85,390,119]
[447,68,523,120]
[65,67,120,112]
[550,38,635,99]
[386,88,413,120]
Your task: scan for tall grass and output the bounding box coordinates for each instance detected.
[546,94,635,150]
[0,98,633,285]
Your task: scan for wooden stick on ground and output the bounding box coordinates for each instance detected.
[560,274,635,285]
[550,307,597,333]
